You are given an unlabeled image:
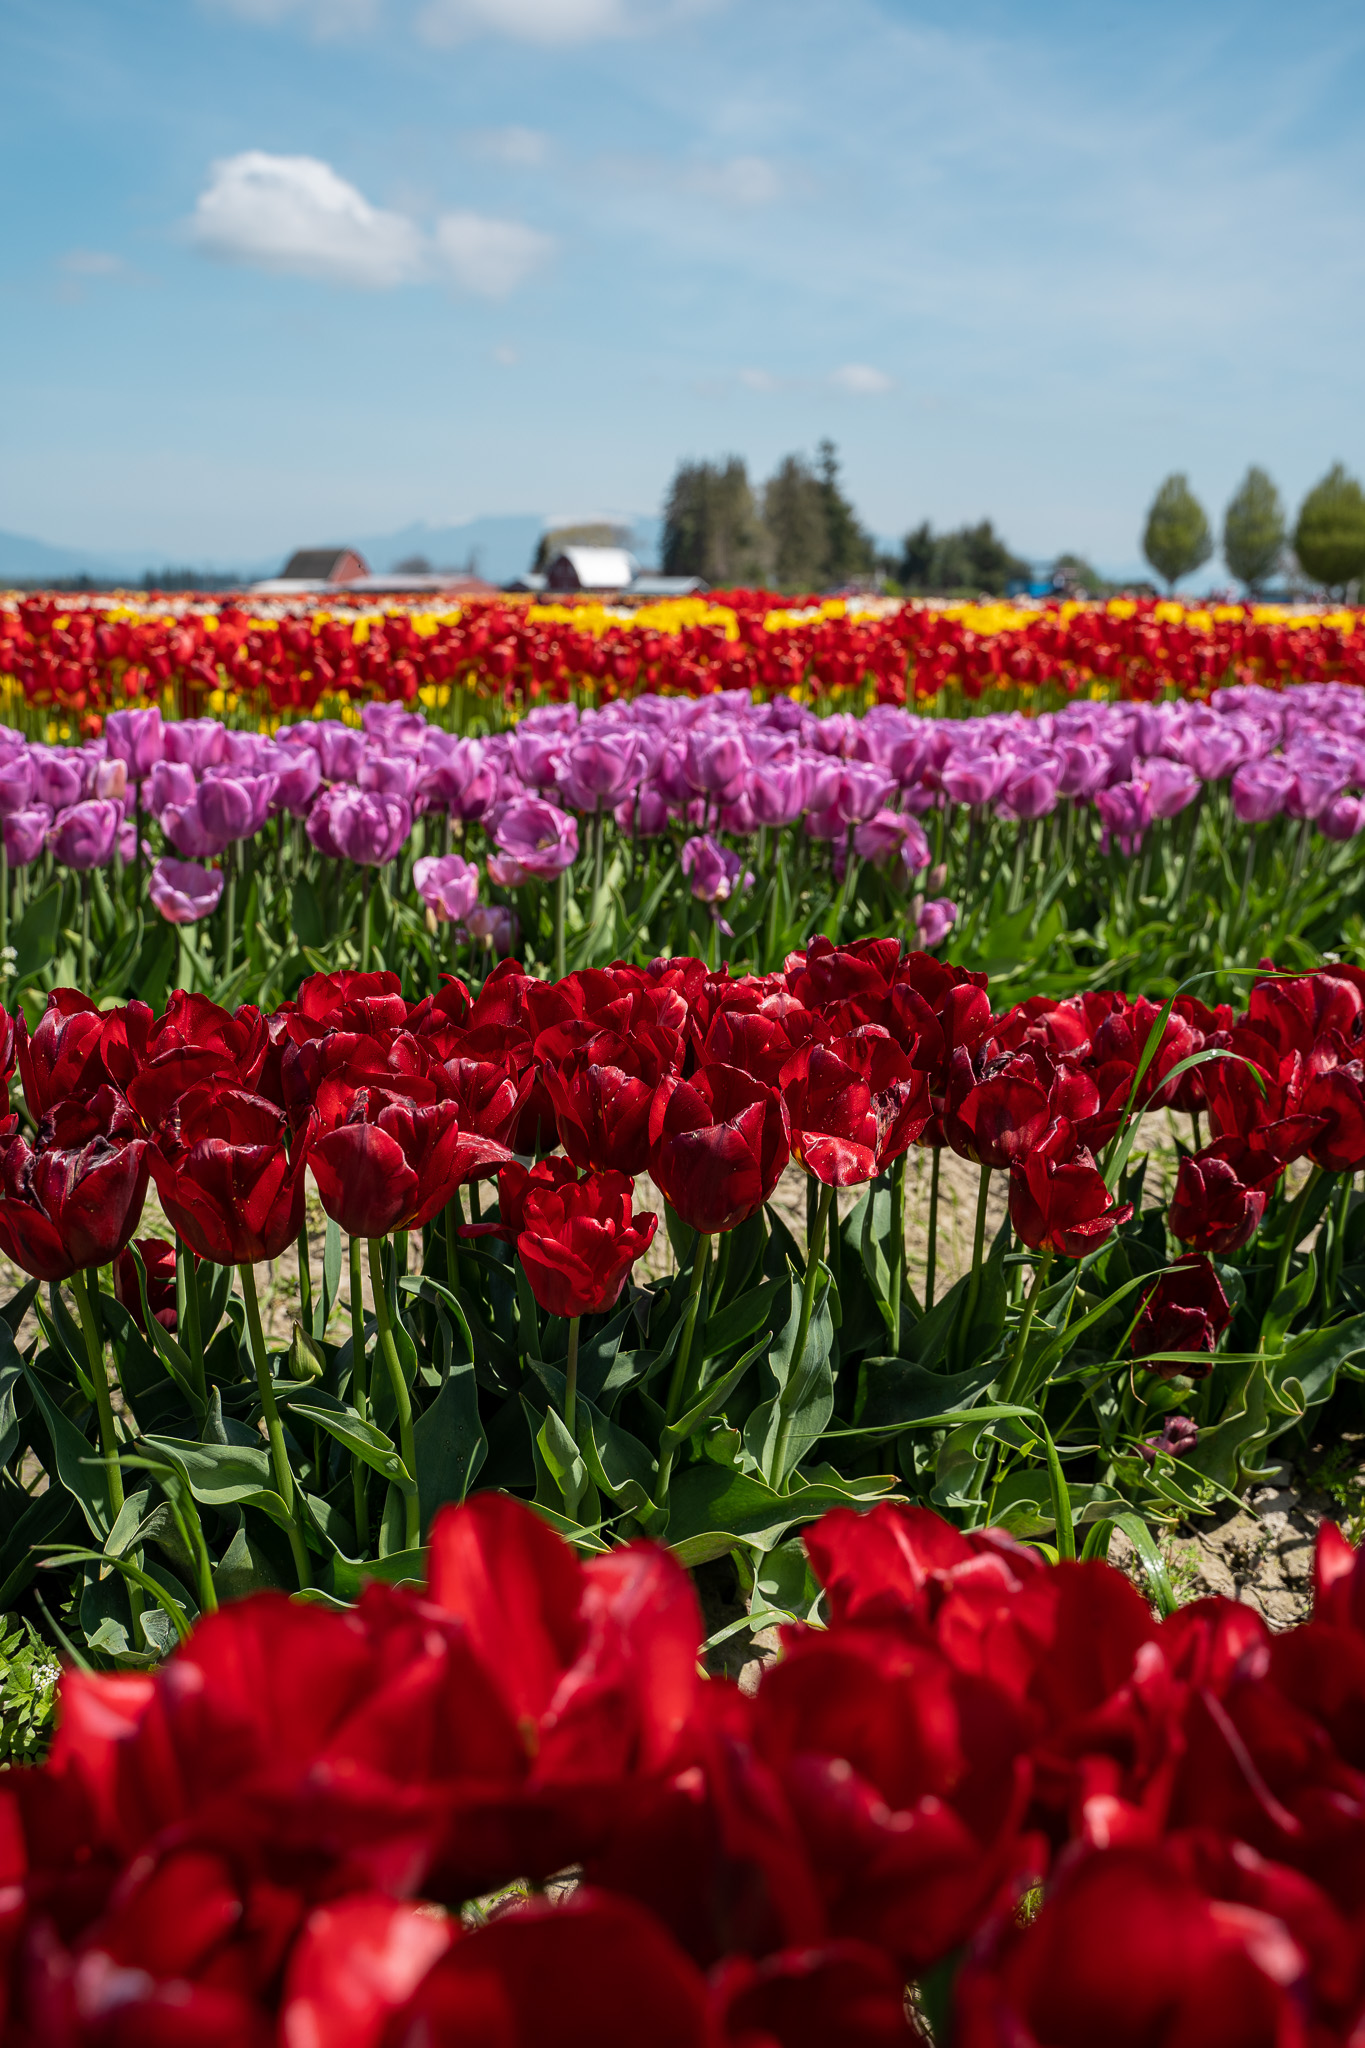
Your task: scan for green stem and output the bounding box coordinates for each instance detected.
[769,1180,833,1489]
[348,1235,370,1549]
[925,1147,942,1310]
[70,1268,126,1524]
[889,1152,906,1347]
[562,1316,581,1523]
[80,871,91,994]
[360,868,373,974]
[554,867,567,981]
[1271,1167,1320,1302]
[0,839,8,979]
[999,1248,1052,1406]
[178,1238,206,1405]
[958,1162,993,1351]
[297,1223,313,1335]
[238,1262,312,1590]
[368,1239,420,1551]
[223,848,236,979]
[655,1233,712,1503]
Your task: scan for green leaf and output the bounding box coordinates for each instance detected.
[743,1273,835,1489]
[287,1398,416,1495]
[853,1356,999,1434]
[666,1459,900,1563]
[704,1278,784,1363]
[11,884,62,987]
[412,1360,487,1531]
[140,1434,297,1532]
[22,1365,112,1539]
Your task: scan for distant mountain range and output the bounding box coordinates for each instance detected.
[0,513,665,588]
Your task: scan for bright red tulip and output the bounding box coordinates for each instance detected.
[309,1093,510,1239]
[648,1062,790,1233]
[507,1164,657,1319]
[778,1029,931,1185]
[1007,1118,1131,1257]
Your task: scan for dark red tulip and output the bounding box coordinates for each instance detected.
[16,988,141,1116]
[952,1845,1305,2048]
[943,1047,1053,1169]
[310,1092,510,1240]
[113,1233,180,1332]
[1008,1118,1132,1257]
[1168,1142,1274,1255]
[1138,1414,1199,1461]
[1302,1057,1365,1173]
[778,1029,931,1186]
[149,1085,312,1265]
[1131,1253,1232,1376]
[0,1092,149,1281]
[539,1020,679,1176]
[440,1047,537,1153]
[510,1165,657,1319]
[649,1061,790,1234]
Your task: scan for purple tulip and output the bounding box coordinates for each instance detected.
[363,702,428,753]
[162,718,226,772]
[486,797,578,885]
[1230,760,1294,825]
[998,761,1060,822]
[1095,780,1154,856]
[465,903,518,955]
[854,808,931,875]
[0,754,34,820]
[615,782,670,838]
[160,798,219,861]
[1136,757,1199,819]
[307,787,412,866]
[680,834,750,904]
[312,722,367,785]
[93,757,128,803]
[748,754,807,828]
[147,759,197,816]
[1053,741,1111,801]
[221,730,276,773]
[148,856,225,925]
[105,707,165,777]
[197,771,277,847]
[1179,726,1249,783]
[940,752,1009,809]
[3,807,51,867]
[414,853,480,923]
[1320,795,1365,841]
[29,748,85,813]
[263,745,322,817]
[557,734,641,813]
[1138,1415,1199,1463]
[917,897,959,950]
[49,799,121,870]
[1286,768,1344,822]
[684,730,748,799]
[358,749,420,803]
[509,727,568,789]
[420,738,499,821]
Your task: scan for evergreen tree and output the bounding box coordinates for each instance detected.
[815,440,876,586]
[894,518,1028,595]
[1222,467,1285,594]
[1293,464,1365,593]
[1142,474,1213,590]
[660,459,766,585]
[762,455,829,591]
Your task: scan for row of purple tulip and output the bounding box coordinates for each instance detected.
[1,681,1362,938]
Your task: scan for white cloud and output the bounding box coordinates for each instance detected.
[433,212,554,297]
[417,0,708,44]
[192,152,425,288]
[738,367,777,391]
[464,125,553,168]
[60,250,126,277]
[205,0,380,34]
[686,155,783,207]
[831,363,894,396]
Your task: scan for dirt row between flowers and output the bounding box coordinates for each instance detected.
[2,1115,1350,1648]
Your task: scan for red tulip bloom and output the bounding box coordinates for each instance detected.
[0,1093,149,1281]
[778,1029,931,1186]
[1008,1119,1132,1258]
[511,1165,657,1319]
[953,1845,1305,2048]
[1131,1253,1232,1376]
[16,988,137,1116]
[539,1020,679,1176]
[279,966,412,1043]
[1169,1142,1274,1255]
[1302,1057,1365,1173]
[440,1048,537,1152]
[113,1233,180,1332]
[150,1085,312,1265]
[649,1062,791,1234]
[310,1091,511,1240]
[944,1047,1054,1169]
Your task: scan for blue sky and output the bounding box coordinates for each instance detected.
[2,0,1363,575]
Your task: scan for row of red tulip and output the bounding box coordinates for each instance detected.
[4,592,1365,720]
[4,941,1362,1306]
[8,1486,1365,2045]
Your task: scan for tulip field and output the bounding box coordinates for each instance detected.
[3,586,1365,2045]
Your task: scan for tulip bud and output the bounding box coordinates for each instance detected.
[288,1321,326,1383]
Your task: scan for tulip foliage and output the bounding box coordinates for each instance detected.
[9,1491,1365,2045]
[2,941,1365,1674]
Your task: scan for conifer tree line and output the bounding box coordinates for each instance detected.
[662,444,1365,597]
